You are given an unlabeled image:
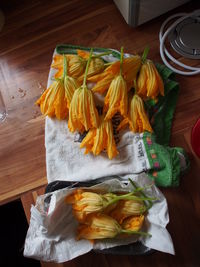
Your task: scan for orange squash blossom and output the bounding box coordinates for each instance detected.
[137,59,164,99]
[68,49,99,132]
[36,55,78,119]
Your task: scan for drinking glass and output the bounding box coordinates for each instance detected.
[0,90,7,122]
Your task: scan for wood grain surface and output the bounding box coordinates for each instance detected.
[0,0,200,266]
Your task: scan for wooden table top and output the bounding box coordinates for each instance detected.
[0,0,200,266]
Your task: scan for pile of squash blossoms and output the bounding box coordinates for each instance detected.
[36,47,164,159]
[65,179,155,241]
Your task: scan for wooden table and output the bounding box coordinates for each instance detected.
[0,0,200,266]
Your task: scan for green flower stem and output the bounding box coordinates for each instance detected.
[129,179,153,210]
[121,229,151,237]
[142,46,149,63]
[92,51,112,58]
[113,193,156,201]
[104,62,114,66]
[105,191,156,208]
[120,46,124,76]
[118,196,157,201]
[134,80,138,92]
[83,48,93,87]
[63,54,67,78]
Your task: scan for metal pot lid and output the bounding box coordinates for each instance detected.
[168,17,200,59]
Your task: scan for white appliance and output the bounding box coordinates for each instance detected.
[113,0,190,26]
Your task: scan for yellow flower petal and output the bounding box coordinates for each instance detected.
[66,189,118,222]
[54,82,68,120]
[137,63,147,97]
[52,54,86,78]
[90,56,141,94]
[104,56,141,79]
[91,74,114,94]
[104,75,128,120]
[36,56,79,120]
[68,85,99,133]
[51,54,73,69]
[105,60,120,75]
[54,68,64,79]
[137,60,164,99]
[80,116,118,159]
[105,119,119,159]
[146,61,158,98]
[129,94,153,133]
[88,58,105,76]
[110,199,146,224]
[36,80,67,119]
[122,215,144,231]
[87,72,107,83]
[77,214,121,240]
[66,189,108,222]
[69,55,87,77]
[117,117,129,131]
[122,56,142,82]
[77,49,89,59]
[64,76,79,109]
[152,63,164,96]
[78,57,105,83]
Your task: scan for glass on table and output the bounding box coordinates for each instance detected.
[0,90,7,122]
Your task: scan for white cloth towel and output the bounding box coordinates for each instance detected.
[45,117,150,182]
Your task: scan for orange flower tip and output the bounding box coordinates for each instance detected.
[84,149,89,155]
[108,152,118,160]
[35,100,40,106]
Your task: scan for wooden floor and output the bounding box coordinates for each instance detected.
[0,0,200,266]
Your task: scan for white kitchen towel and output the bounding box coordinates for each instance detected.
[24,174,175,263]
[45,117,150,183]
